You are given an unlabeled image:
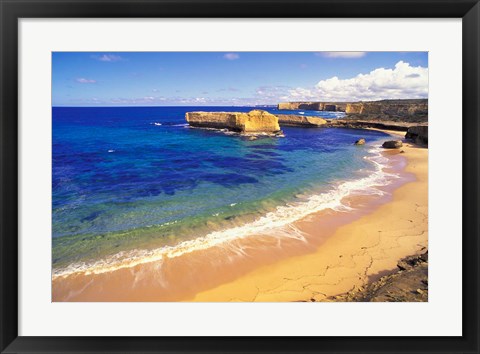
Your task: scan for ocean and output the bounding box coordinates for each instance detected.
[52,106,394,277]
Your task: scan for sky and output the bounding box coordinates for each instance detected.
[52,52,428,106]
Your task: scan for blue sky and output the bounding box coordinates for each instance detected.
[52,52,428,106]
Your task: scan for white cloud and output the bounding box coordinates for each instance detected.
[223,53,240,60]
[76,78,96,84]
[289,61,428,101]
[255,85,292,101]
[316,52,366,59]
[94,54,123,62]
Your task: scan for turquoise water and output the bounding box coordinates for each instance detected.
[52,106,391,275]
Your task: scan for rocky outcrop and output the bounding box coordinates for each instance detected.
[276,114,327,127]
[185,110,280,133]
[405,125,428,145]
[278,102,347,112]
[382,140,403,149]
[329,252,428,302]
[354,138,366,145]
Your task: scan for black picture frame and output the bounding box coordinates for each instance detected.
[1,0,479,353]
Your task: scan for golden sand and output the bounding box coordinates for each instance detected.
[191,140,428,302]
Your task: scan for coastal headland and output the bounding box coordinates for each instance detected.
[186,99,428,145]
[277,99,427,120]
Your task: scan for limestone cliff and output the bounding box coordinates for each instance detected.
[278,99,428,122]
[185,110,280,133]
[345,99,428,117]
[278,102,322,110]
[278,102,347,112]
[276,115,327,127]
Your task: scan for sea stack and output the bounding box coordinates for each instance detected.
[185,110,280,133]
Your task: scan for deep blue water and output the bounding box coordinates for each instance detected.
[52,106,389,271]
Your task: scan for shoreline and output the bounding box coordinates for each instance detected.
[190,136,427,301]
[52,131,427,302]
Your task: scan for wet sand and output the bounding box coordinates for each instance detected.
[52,134,427,302]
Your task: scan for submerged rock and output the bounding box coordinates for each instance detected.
[382,140,403,149]
[185,110,280,133]
[354,138,366,145]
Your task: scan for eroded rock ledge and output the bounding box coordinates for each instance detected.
[325,120,428,145]
[328,252,428,302]
[185,110,280,133]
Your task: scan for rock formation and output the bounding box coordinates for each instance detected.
[276,115,327,127]
[328,252,428,302]
[185,110,280,133]
[185,105,429,146]
[405,125,428,145]
[382,140,403,149]
[346,99,427,116]
[278,102,347,112]
[354,138,366,145]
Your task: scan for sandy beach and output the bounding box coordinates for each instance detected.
[52,131,428,302]
[191,136,428,302]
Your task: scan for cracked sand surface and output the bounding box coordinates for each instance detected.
[191,141,428,302]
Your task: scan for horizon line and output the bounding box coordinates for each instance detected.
[52,98,428,109]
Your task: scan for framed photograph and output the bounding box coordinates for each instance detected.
[1,0,479,353]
